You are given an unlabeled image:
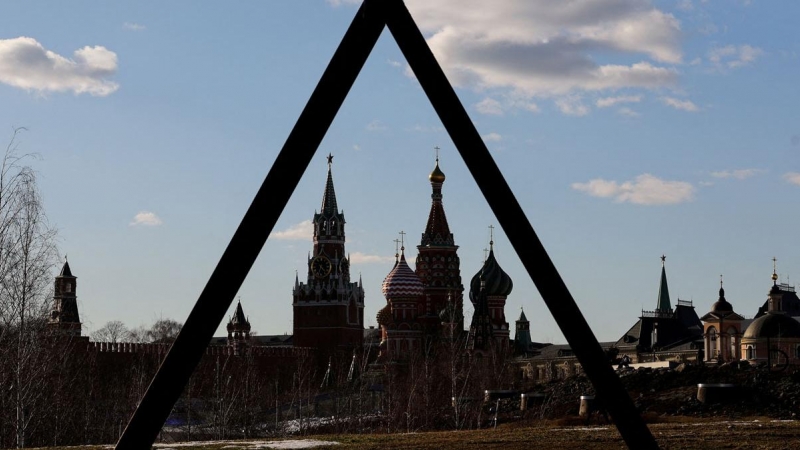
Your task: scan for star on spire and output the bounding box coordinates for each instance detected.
[327,153,333,166]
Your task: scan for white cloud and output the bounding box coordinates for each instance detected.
[130,211,163,226]
[387,59,402,68]
[352,144,361,151]
[596,95,642,108]
[0,37,119,96]
[617,107,640,117]
[677,0,694,12]
[365,119,387,131]
[572,174,695,205]
[555,97,589,116]
[710,169,766,180]
[271,220,313,240]
[783,173,800,186]
[482,132,502,142]
[350,252,396,265]
[404,0,681,107]
[475,97,504,115]
[660,96,699,112]
[709,44,763,69]
[123,22,146,31]
[698,181,714,187]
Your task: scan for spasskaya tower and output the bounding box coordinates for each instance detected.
[293,154,365,351]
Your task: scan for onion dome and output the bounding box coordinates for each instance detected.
[429,158,445,183]
[711,279,733,314]
[469,245,513,304]
[382,249,424,299]
[743,312,800,339]
[377,305,392,326]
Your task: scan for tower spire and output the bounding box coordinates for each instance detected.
[656,255,671,312]
[320,153,338,216]
[772,257,779,285]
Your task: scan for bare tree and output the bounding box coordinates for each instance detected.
[91,320,130,343]
[146,318,182,343]
[0,127,60,448]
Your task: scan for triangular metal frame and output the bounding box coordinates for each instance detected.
[115,1,657,448]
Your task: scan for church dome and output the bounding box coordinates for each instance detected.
[429,161,446,183]
[382,252,424,299]
[469,247,513,304]
[711,286,733,313]
[743,312,800,340]
[377,305,392,326]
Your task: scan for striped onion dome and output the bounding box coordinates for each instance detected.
[382,251,424,299]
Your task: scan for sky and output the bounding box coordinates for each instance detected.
[1,0,798,345]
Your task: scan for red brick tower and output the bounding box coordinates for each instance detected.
[48,258,82,337]
[293,154,365,352]
[414,155,465,334]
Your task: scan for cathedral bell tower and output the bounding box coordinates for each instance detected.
[293,154,365,352]
[48,258,82,337]
[415,152,464,333]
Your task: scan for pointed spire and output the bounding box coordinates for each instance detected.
[295,270,300,289]
[320,153,338,216]
[59,257,74,278]
[656,255,671,312]
[518,306,528,322]
[421,150,453,246]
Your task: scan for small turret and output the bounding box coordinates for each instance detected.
[227,299,252,355]
[49,257,82,337]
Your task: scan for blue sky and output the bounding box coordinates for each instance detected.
[1,0,798,344]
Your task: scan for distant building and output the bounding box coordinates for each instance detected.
[701,260,800,366]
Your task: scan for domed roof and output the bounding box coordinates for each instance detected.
[711,286,733,313]
[469,247,513,303]
[429,160,445,183]
[743,312,800,340]
[376,305,392,326]
[382,251,424,299]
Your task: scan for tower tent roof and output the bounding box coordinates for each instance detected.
[420,157,454,247]
[657,256,671,312]
[320,153,339,217]
[59,260,74,278]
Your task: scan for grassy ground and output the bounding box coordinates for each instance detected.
[23,416,800,450]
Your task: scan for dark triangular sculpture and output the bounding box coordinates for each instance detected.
[115,1,656,448]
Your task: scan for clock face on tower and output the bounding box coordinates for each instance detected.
[311,255,332,279]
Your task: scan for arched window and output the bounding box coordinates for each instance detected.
[746,345,755,360]
[795,345,800,359]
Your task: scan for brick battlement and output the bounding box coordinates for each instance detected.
[87,340,314,358]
